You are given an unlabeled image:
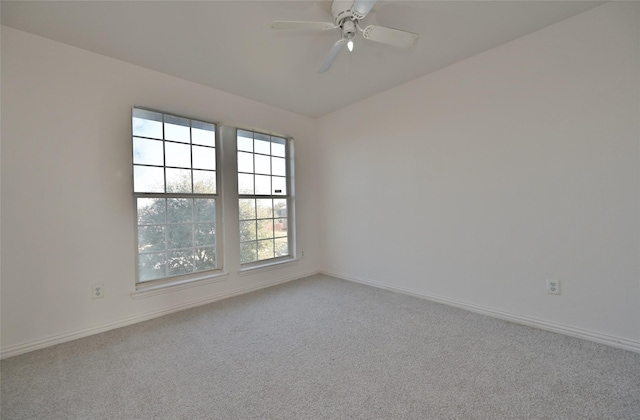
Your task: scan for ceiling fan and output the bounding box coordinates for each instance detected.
[272,0,419,73]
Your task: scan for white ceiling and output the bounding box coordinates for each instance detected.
[1,0,604,118]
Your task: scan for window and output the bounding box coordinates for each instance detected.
[237,130,292,264]
[132,108,219,283]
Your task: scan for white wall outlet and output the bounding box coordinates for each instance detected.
[92,284,104,299]
[301,250,305,258]
[547,279,560,295]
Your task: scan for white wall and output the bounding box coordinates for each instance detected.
[0,26,320,357]
[318,2,640,349]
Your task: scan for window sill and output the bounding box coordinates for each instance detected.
[238,258,298,277]
[131,272,229,299]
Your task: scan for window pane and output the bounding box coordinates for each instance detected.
[193,170,216,194]
[168,250,194,276]
[272,176,287,195]
[194,199,216,222]
[195,247,217,271]
[164,115,190,143]
[137,198,166,225]
[273,199,289,236]
[256,199,273,219]
[134,165,164,193]
[255,154,271,175]
[133,137,163,166]
[192,121,215,147]
[165,142,191,168]
[168,224,193,250]
[257,239,275,260]
[237,152,254,173]
[255,139,271,155]
[138,226,165,253]
[237,131,253,152]
[167,198,193,224]
[271,139,286,157]
[166,168,192,193]
[271,157,286,176]
[139,252,166,282]
[274,217,287,237]
[238,173,254,194]
[255,175,271,195]
[275,237,289,257]
[132,109,163,139]
[240,242,257,264]
[274,199,287,217]
[195,223,216,246]
[239,199,256,220]
[257,219,274,240]
[240,220,257,242]
[192,146,216,170]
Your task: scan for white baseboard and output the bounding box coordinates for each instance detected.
[321,269,640,354]
[1,270,320,359]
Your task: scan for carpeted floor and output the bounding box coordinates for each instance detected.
[2,274,639,419]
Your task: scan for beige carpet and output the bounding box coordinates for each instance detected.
[2,274,639,419]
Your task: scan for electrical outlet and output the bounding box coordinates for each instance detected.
[547,280,560,295]
[92,284,104,299]
[301,250,305,258]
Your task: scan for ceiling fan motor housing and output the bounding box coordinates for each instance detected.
[332,0,355,25]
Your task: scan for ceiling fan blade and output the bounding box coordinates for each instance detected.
[352,0,378,19]
[272,21,336,31]
[318,38,347,73]
[362,25,419,49]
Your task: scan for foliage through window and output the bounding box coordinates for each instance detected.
[237,130,291,264]
[132,108,218,283]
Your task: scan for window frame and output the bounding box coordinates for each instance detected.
[236,129,295,268]
[132,107,223,288]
